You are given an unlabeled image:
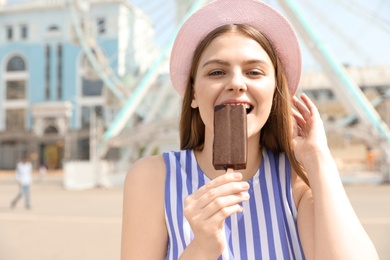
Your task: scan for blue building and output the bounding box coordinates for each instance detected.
[0,0,157,169]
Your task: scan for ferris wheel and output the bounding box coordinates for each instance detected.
[66,0,390,177]
[66,0,189,163]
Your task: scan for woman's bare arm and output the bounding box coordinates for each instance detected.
[292,94,378,260]
[121,155,168,260]
[294,152,378,260]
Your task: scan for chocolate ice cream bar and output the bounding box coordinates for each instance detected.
[213,104,247,171]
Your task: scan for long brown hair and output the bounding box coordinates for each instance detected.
[179,24,309,186]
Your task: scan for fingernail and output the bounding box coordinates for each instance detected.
[242,192,250,199]
[233,173,242,179]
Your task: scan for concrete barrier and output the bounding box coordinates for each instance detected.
[63,160,120,190]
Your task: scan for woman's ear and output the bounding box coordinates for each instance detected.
[191,88,198,108]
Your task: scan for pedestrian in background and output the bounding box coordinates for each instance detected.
[11,155,33,210]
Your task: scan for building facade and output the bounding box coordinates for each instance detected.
[0,0,156,169]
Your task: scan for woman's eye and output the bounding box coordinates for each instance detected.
[247,70,263,76]
[209,70,224,76]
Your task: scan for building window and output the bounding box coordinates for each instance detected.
[6,26,13,40]
[81,106,103,129]
[3,55,28,132]
[46,25,60,39]
[45,45,51,100]
[6,81,26,100]
[6,109,25,131]
[48,25,59,32]
[7,56,25,71]
[82,78,103,96]
[81,106,90,129]
[97,18,106,34]
[80,55,103,97]
[78,138,90,160]
[5,55,28,100]
[44,125,59,134]
[57,44,63,99]
[20,24,28,39]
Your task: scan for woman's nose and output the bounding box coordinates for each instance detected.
[226,72,247,92]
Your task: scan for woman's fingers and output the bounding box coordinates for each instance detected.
[190,172,243,200]
[292,93,323,135]
[183,172,250,227]
[292,108,305,130]
[185,192,249,227]
[292,95,311,121]
[294,93,320,119]
[300,93,319,116]
[201,191,249,218]
[185,177,249,210]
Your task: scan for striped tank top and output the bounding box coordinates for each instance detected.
[163,148,305,260]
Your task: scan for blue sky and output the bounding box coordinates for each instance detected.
[284,0,390,69]
[4,0,390,70]
[130,0,390,70]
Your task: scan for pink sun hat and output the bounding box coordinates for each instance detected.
[169,0,302,97]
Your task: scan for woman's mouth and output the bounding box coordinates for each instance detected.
[218,102,254,114]
[243,103,253,114]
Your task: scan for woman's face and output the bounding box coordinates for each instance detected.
[191,32,276,140]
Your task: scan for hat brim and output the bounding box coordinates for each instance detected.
[170,0,302,97]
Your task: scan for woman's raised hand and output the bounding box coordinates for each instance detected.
[292,93,329,168]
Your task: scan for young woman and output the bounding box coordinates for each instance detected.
[121,0,378,259]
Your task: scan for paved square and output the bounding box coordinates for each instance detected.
[1,172,389,260]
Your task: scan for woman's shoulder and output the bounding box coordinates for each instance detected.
[130,154,166,171]
[121,154,169,258]
[124,154,166,190]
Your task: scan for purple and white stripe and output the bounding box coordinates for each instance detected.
[163,148,305,260]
